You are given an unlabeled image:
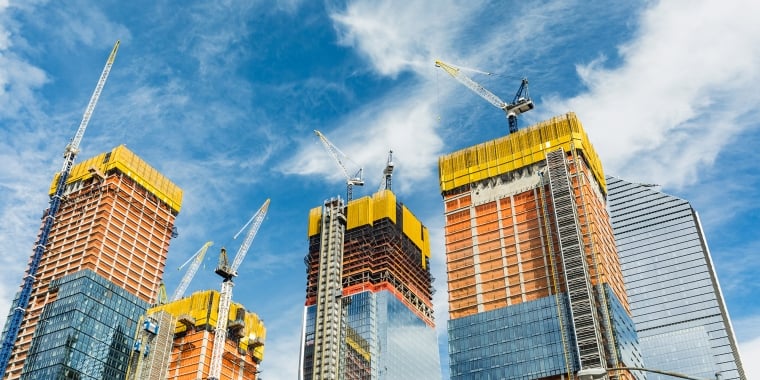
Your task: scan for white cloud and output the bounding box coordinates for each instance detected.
[544,0,760,189]
[329,0,481,77]
[277,83,444,196]
[738,334,760,379]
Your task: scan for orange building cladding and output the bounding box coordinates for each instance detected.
[439,113,628,320]
[4,145,182,379]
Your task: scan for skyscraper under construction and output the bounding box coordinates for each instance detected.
[300,190,441,379]
[439,113,642,380]
[0,145,182,378]
[126,289,266,379]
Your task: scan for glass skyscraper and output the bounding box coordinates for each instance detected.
[303,290,440,379]
[19,270,148,379]
[607,176,746,380]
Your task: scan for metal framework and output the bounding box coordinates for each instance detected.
[545,148,605,369]
[435,59,533,134]
[171,241,214,301]
[208,199,269,380]
[311,197,347,380]
[314,130,364,201]
[0,41,120,373]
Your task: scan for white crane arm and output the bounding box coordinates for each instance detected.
[171,241,214,301]
[229,198,270,274]
[314,130,363,185]
[435,59,507,110]
[62,41,120,171]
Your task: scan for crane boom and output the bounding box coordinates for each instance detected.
[208,199,270,380]
[171,241,214,301]
[435,60,507,109]
[435,59,533,134]
[0,41,120,373]
[314,130,364,201]
[229,199,269,274]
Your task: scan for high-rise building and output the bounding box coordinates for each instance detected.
[439,113,643,380]
[300,190,441,379]
[606,176,746,380]
[0,145,182,379]
[126,289,266,380]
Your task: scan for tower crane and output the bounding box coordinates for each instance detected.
[208,198,270,380]
[435,59,534,134]
[0,40,120,372]
[314,130,364,201]
[170,241,214,301]
[378,150,394,192]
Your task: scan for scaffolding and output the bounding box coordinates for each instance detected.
[312,197,347,380]
[545,148,605,369]
[126,311,175,380]
[538,170,574,377]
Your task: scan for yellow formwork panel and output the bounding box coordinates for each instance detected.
[370,189,397,225]
[238,312,267,362]
[347,196,374,229]
[307,190,431,261]
[49,145,184,213]
[307,206,322,238]
[147,290,265,347]
[422,226,431,269]
[438,112,607,195]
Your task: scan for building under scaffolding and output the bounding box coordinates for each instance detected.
[126,289,265,380]
[0,145,182,379]
[300,190,441,379]
[440,113,643,380]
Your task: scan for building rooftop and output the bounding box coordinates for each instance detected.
[438,112,606,195]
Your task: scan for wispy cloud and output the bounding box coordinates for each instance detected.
[543,0,760,189]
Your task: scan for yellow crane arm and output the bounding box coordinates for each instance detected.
[435,60,507,110]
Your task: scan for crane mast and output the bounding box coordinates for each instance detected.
[314,130,364,201]
[435,59,534,134]
[208,199,270,380]
[0,41,120,373]
[171,241,214,301]
[378,150,394,192]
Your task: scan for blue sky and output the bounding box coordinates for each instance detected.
[1,1,758,378]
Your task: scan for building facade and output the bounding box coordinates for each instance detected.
[126,290,266,380]
[1,145,182,379]
[439,113,643,380]
[606,176,746,380]
[300,190,440,379]
[19,270,148,379]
